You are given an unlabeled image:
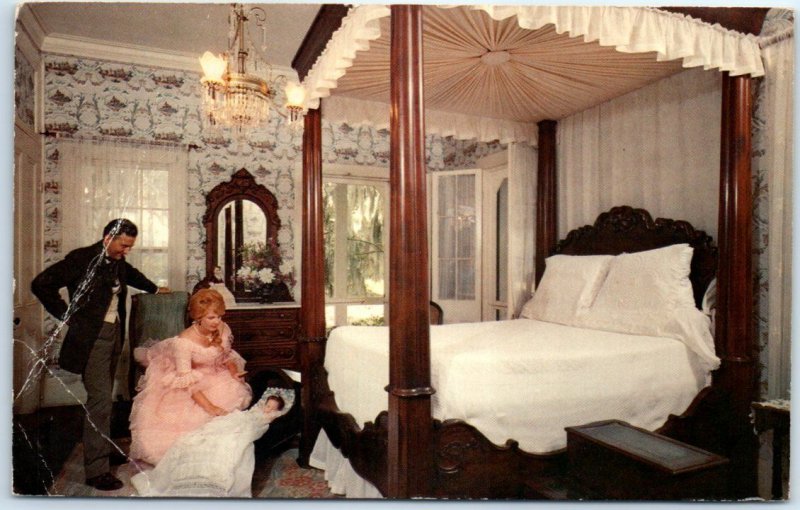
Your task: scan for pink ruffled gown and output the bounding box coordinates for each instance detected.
[129,323,252,465]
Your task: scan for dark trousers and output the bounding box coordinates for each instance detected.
[81,321,121,479]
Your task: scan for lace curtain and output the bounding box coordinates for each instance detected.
[557,66,721,239]
[507,142,537,318]
[754,9,793,399]
[59,138,188,290]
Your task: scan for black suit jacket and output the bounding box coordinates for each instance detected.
[31,241,158,374]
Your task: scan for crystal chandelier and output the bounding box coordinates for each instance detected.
[199,3,306,136]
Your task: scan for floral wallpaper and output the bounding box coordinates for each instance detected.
[14,47,35,128]
[41,54,302,296]
[39,54,506,297]
[752,73,769,398]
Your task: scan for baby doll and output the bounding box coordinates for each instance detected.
[131,388,293,497]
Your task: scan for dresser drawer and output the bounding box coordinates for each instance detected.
[232,323,298,342]
[237,339,299,369]
[226,307,299,326]
[225,306,300,371]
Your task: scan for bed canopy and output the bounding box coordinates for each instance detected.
[300,5,763,144]
[294,4,764,498]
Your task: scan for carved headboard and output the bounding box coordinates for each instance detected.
[554,206,718,308]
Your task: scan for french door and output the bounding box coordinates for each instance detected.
[431,170,482,323]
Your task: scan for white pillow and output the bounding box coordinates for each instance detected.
[520,254,614,325]
[585,243,695,316]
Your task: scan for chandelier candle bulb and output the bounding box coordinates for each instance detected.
[198,3,307,136]
[284,82,307,109]
[199,51,227,82]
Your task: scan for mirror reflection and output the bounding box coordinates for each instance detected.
[216,199,268,290]
[199,168,292,303]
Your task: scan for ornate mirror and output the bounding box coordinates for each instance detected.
[200,168,292,302]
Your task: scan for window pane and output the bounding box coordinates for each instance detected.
[456,259,475,300]
[346,184,385,298]
[142,169,169,208]
[436,172,477,302]
[438,175,456,216]
[136,250,168,286]
[438,217,455,259]
[323,183,336,298]
[439,259,455,299]
[242,200,266,244]
[457,219,475,258]
[141,210,169,248]
[457,174,475,209]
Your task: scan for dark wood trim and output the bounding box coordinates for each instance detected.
[660,7,769,36]
[387,4,433,498]
[298,107,326,467]
[715,72,757,498]
[201,168,281,299]
[299,108,326,344]
[535,120,557,286]
[555,206,717,309]
[224,207,233,288]
[292,4,351,81]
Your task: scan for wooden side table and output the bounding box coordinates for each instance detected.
[752,400,790,500]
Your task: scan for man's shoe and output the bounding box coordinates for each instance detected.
[85,472,123,491]
[109,452,129,466]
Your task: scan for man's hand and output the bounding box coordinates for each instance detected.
[156,287,172,294]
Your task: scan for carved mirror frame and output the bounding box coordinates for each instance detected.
[201,168,281,299]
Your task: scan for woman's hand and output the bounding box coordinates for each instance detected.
[207,404,227,417]
[226,360,247,380]
[192,390,227,416]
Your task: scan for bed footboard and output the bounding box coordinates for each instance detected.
[306,361,730,499]
[432,420,565,499]
[310,363,565,498]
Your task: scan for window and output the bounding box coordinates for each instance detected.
[60,139,188,289]
[432,169,483,323]
[323,169,388,329]
[436,172,477,300]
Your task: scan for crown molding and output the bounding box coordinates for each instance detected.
[40,34,298,80]
[42,34,202,72]
[15,5,45,65]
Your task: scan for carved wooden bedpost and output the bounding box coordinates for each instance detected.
[298,107,326,467]
[716,72,757,498]
[387,4,434,498]
[535,120,558,285]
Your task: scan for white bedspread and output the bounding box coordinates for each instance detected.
[325,318,710,454]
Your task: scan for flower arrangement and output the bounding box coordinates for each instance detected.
[235,240,296,296]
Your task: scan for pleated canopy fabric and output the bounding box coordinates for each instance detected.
[302,5,765,144]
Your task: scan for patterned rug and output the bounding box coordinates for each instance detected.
[48,439,338,499]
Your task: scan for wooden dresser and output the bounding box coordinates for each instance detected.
[224,303,301,373]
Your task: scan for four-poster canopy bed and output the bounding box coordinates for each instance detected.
[291,4,766,499]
